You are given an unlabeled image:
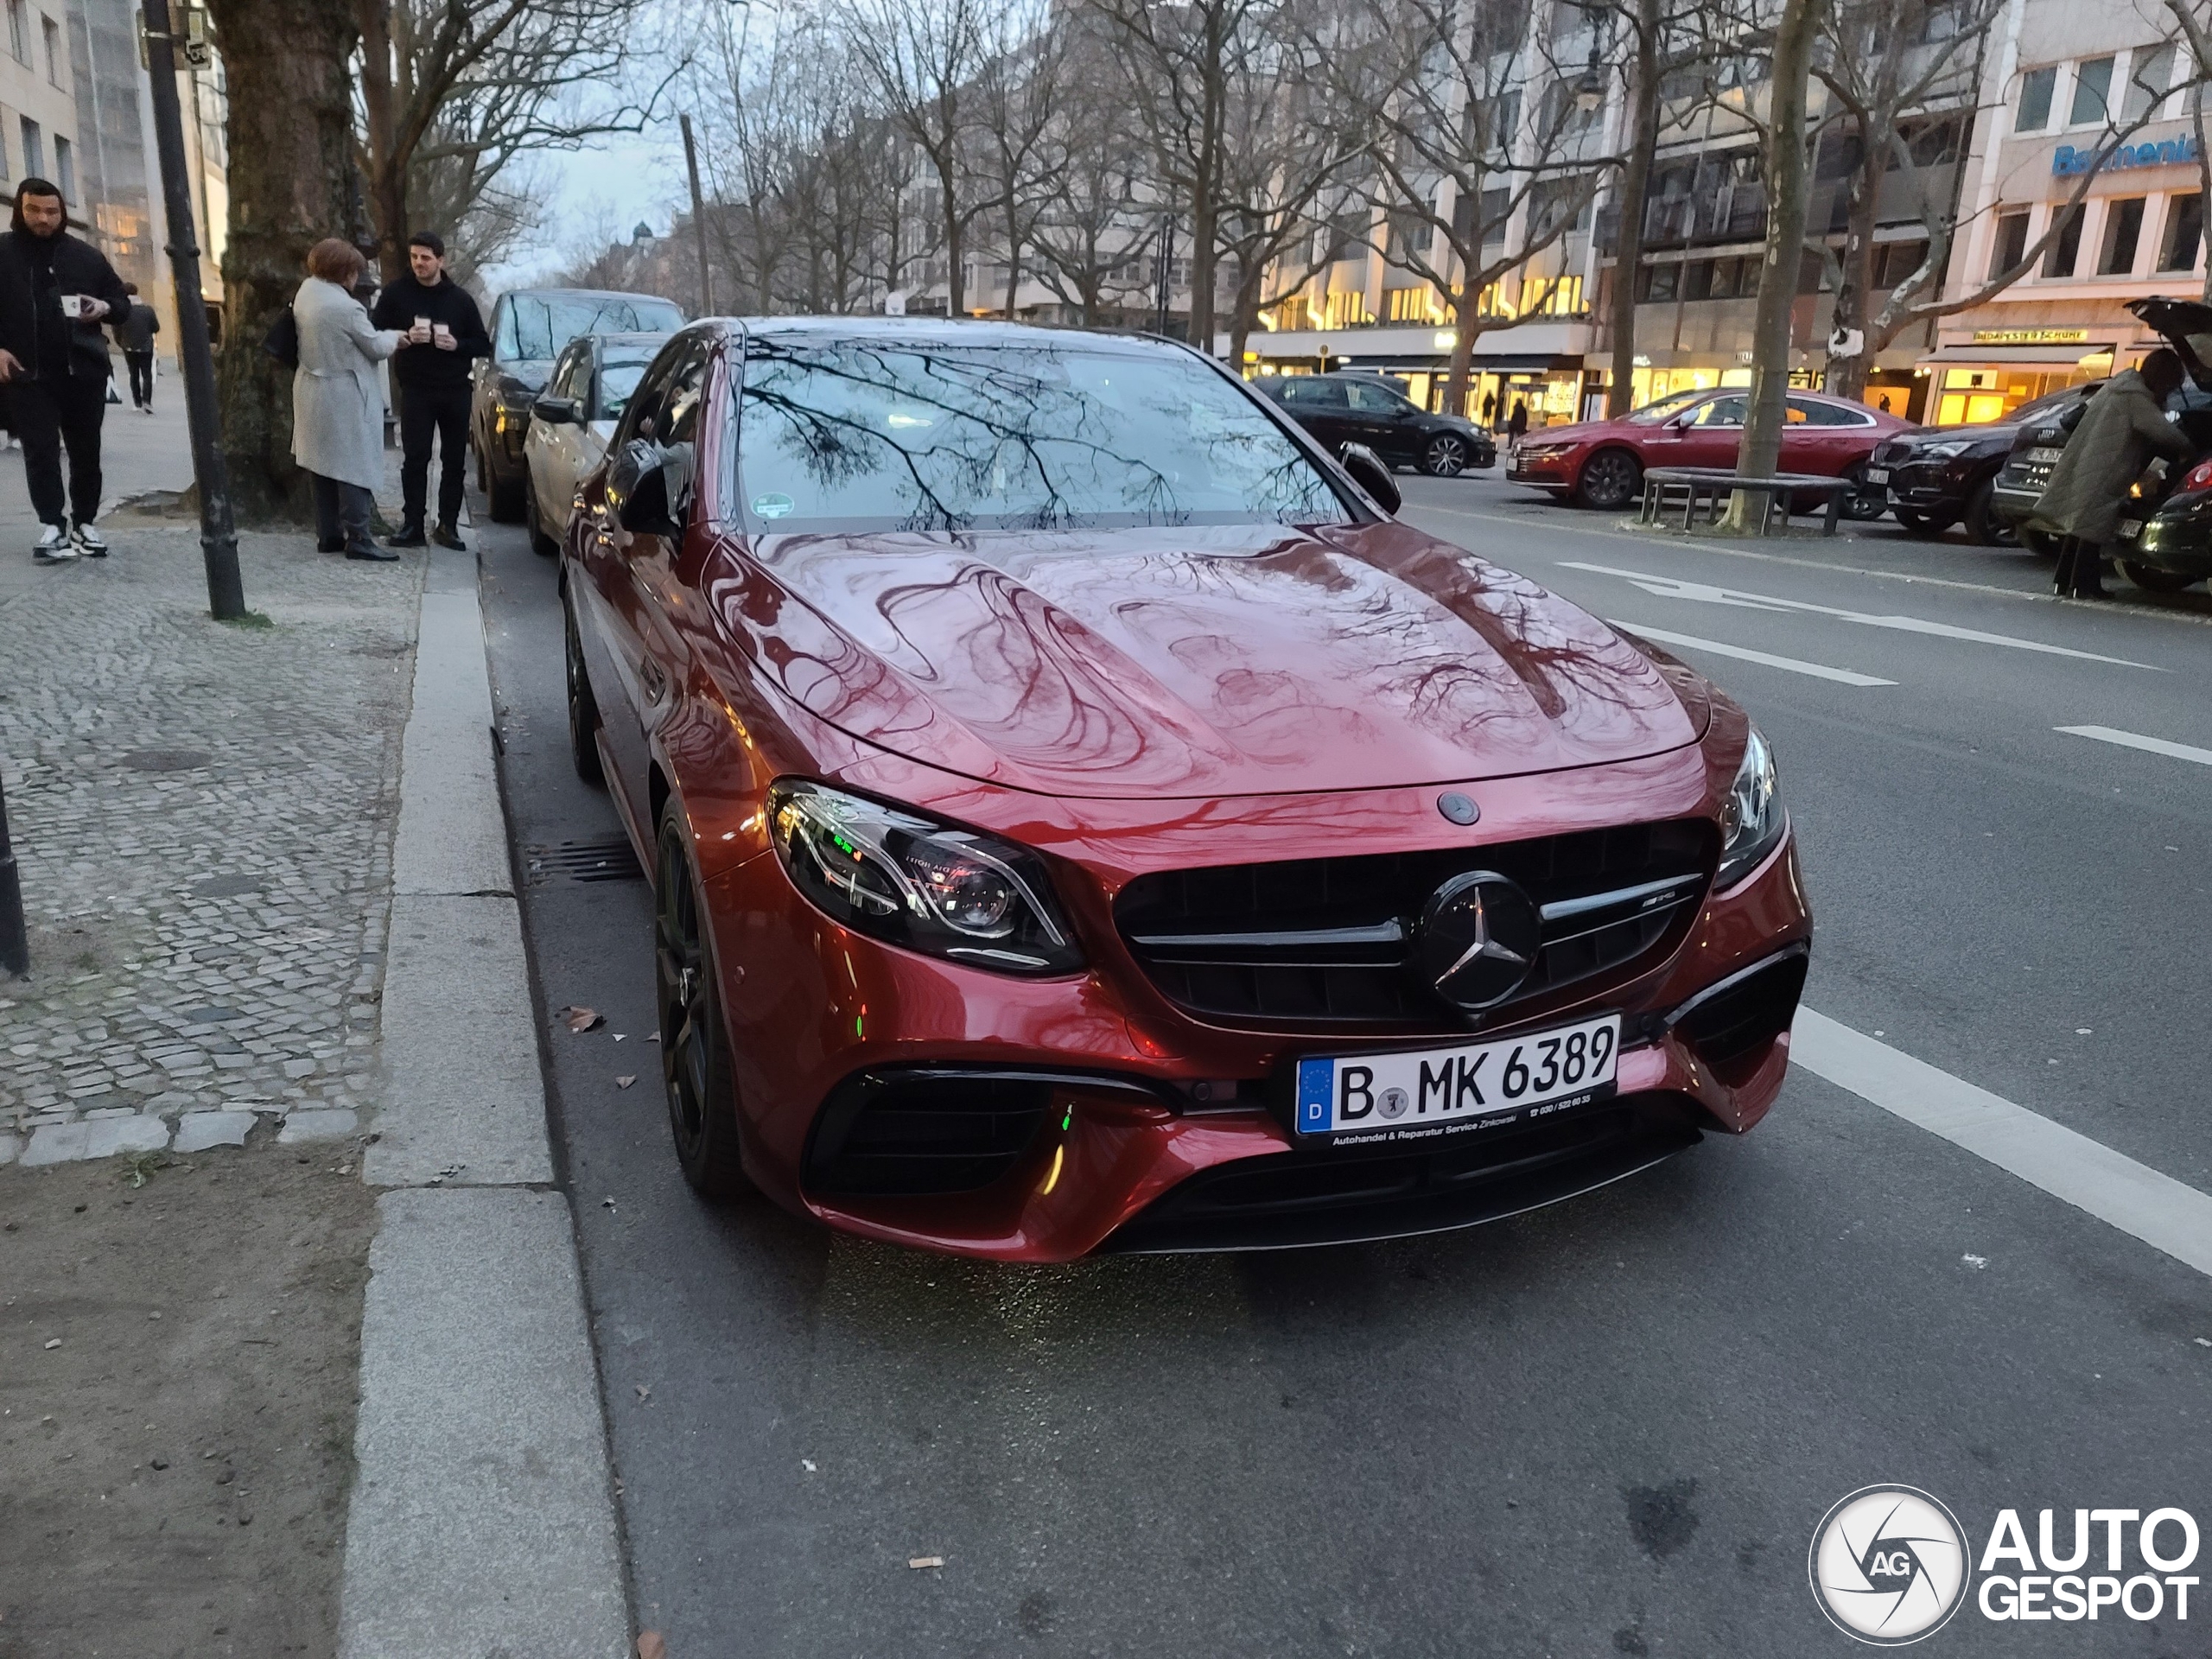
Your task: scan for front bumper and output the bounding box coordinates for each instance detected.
[699,756,1811,1261]
[1879,459,1977,515]
[2120,506,2212,576]
[1506,450,1577,487]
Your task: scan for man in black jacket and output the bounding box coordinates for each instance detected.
[113,282,160,411]
[0,178,130,562]
[370,231,490,549]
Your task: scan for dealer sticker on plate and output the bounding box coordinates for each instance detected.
[1295,1013,1620,1143]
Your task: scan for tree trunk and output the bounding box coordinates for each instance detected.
[1605,0,1660,419]
[356,0,404,280]
[939,154,965,313]
[1004,200,1020,319]
[1824,136,1883,401]
[1728,0,1820,525]
[206,0,360,523]
[1441,285,1478,417]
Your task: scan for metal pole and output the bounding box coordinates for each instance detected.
[681,113,713,315]
[138,0,245,620]
[0,773,26,978]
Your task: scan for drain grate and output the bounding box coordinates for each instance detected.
[526,836,645,885]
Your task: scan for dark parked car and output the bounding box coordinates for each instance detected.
[1868,387,2094,544]
[560,318,1810,1259]
[1990,297,2212,588]
[472,288,685,522]
[1256,372,1496,476]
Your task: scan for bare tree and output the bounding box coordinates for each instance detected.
[356,0,676,281]
[973,13,1067,318]
[840,0,995,314]
[1322,0,1614,414]
[1603,0,1665,416]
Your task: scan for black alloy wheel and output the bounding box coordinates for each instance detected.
[1421,433,1470,478]
[486,463,527,524]
[1964,478,2012,546]
[526,486,558,557]
[655,805,755,1200]
[563,585,605,786]
[2120,559,2200,594]
[1575,448,1642,511]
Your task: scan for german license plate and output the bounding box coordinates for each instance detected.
[2029,447,2065,464]
[1294,1014,1621,1143]
[1866,467,1889,484]
[2119,519,2142,539]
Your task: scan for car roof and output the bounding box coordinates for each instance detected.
[712,315,1202,359]
[588,331,673,353]
[501,287,683,305]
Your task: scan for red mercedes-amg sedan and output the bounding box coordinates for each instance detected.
[561,319,1810,1260]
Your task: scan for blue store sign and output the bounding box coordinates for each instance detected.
[2053,134,2200,175]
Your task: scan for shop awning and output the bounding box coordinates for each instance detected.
[1328,351,1584,373]
[1922,343,2115,365]
[1471,353,1584,371]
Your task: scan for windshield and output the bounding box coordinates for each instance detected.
[597,357,657,423]
[501,295,684,364]
[732,338,1348,533]
[1624,388,1715,425]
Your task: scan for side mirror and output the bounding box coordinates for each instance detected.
[531,395,581,424]
[607,438,678,537]
[1339,442,1402,515]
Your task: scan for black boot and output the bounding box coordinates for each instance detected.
[386,522,428,548]
[2073,547,2108,599]
[346,538,400,562]
[2050,537,2077,595]
[431,522,467,551]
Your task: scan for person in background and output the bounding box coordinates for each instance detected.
[1506,398,1529,447]
[1479,390,1497,427]
[0,177,130,563]
[370,231,489,550]
[2031,347,2192,601]
[113,282,159,412]
[292,237,404,563]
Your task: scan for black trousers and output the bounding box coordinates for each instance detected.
[9,374,107,528]
[398,382,470,531]
[124,351,154,408]
[309,473,374,550]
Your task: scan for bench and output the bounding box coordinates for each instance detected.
[1639,467,1863,537]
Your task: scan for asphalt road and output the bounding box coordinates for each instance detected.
[479,469,2212,1657]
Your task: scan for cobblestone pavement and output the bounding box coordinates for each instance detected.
[0,517,426,1164]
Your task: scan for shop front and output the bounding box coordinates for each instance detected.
[1243,321,1592,427]
[1916,329,2115,426]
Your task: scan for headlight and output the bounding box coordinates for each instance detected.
[1716,727,1786,889]
[1917,439,1974,459]
[766,780,1084,975]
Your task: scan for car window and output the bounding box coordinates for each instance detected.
[1690,395,1747,428]
[1282,378,1350,408]
[1625,388,1711,425]
[1787,394,1873,427]
[499,294,686,364]
[594,355,656,424]
[553,345,590,402]
[616,344,686,446]
[1345,381,1410,412]
[732,336,1348,532]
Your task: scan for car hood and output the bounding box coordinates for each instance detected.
[709,522,1706,800]
[1516,422,1605,447]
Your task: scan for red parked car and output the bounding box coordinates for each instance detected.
[1506,387,1915,512]
[563,319,1812,1261]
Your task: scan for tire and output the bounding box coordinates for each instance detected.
[1893,508,1956,536]
[2120,559,2200,594]
[486,461,526,523]
[563,584,605,786]
[1840,466,1889,520]
[655,803,756,1201]
[1575,448,1643,511]
[1963,478,2012,546]
[1421,434,1470,478]
[526,485,558,557]
[2018,526,2058,559]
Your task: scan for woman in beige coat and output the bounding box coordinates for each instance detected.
[2032,349,2192,598]
[292,238,404,560]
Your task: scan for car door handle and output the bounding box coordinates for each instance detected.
[639,657,667,703]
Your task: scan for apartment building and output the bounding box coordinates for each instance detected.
[0,0,83,207]
[1928,5,2201,425]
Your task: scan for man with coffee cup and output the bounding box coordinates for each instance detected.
[0,178,132,562]
[370,231,490,549]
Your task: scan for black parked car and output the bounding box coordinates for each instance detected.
[1256,372,1497,476]
[1990,296,2212,590]
[1870,387,2093,544]
[472,288,685,521]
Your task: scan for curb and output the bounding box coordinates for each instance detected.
[336,541,629,1659]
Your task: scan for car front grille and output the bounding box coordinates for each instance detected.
[1113,821,1717,1032]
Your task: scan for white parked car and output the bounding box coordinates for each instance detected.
[523,330,672,556]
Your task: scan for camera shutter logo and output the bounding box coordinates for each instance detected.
[1808,1486,1969,1644]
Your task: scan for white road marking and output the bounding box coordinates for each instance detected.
[1610,621,1897,686]
[1792,1010,2212,1279]
[1559,562,2164,670]
[2056,725,2212,767]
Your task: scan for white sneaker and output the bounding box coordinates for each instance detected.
[34,523,75,563]
[72,522,108,557]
